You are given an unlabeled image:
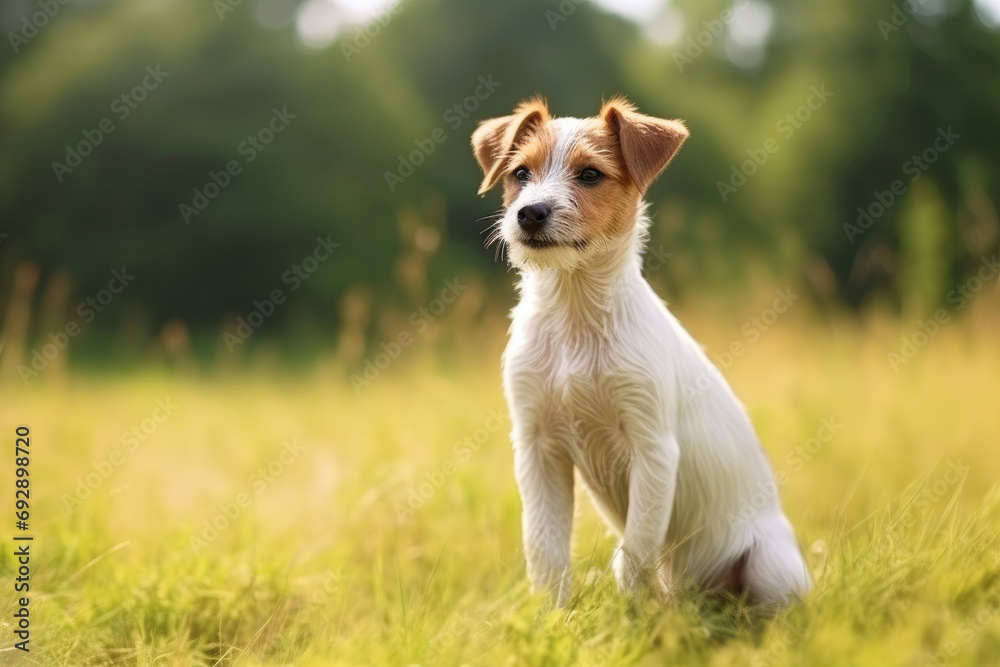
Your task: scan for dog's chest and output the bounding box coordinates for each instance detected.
[510,335,639,506]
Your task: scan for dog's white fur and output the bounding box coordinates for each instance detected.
[478,108,811,607]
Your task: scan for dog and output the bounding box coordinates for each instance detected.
[470,96,812,607]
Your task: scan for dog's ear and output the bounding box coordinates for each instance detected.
[600,96,688,192]
[471,98,550,195]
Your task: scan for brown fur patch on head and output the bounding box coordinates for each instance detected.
[600,95,689,192]
[568,117,643,242]
[567,132,627,184]
[471,97,551,195]
[500,123,556,208]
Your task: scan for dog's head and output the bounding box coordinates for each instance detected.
[471,96,688,270]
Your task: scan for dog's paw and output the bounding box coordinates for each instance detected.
[529,566,573,608]
[613,549,674,603]
[613,549,649,592]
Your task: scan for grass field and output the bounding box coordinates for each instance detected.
[2,302,1000,666]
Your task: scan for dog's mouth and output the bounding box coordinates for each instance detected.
[518,237,588,250]
[521,237,558,249]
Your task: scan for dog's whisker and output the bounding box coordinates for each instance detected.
[477,210,505,225]
[484,228,505,250]
[480,218,504,241]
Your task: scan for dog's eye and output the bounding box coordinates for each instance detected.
[578,168,602,183]
[513,167,530,182]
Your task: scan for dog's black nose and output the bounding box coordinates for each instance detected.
[517,203,551,233]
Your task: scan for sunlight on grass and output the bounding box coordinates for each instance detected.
[1,307,999,665]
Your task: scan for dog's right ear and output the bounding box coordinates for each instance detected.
[471,98,549,195]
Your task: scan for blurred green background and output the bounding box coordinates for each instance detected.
[2,4,1000,663]
[1,0,999,370]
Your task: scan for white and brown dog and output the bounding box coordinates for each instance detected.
[471,97,811,607]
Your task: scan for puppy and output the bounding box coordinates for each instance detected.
[471,97,812,607]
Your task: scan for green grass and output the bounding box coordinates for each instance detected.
[2,308,1000,666]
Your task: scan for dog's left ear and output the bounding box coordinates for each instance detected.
[471,98,550,195]
[601,97,689,192]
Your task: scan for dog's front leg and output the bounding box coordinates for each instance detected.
[615,434,679,595]
[514,442,574,607]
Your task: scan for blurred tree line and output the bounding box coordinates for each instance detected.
[0,0,997,361]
